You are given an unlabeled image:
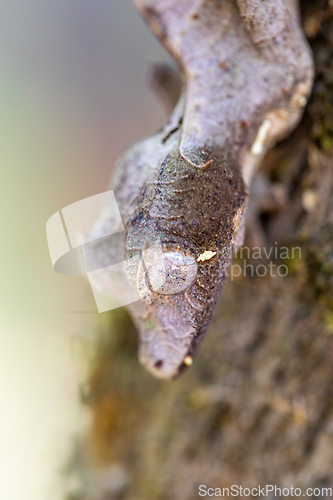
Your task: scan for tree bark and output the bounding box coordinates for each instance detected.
[77,1,333,499]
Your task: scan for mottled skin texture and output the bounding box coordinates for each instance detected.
[88,0,314,379]
[125,148,247,378]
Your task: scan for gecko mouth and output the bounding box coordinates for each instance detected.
[133,275,223,380]
[124,242,204,379]
[129,257,225,379]
[135,304,196,379]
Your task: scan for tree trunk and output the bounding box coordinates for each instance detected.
[77,1,333,499]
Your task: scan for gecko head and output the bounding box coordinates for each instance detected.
[125,241,200,379]
[124,147,248,379]
[125,238,233,380]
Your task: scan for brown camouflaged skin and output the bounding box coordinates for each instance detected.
[124,148,247,378]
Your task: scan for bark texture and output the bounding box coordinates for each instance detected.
[71,1,333,499]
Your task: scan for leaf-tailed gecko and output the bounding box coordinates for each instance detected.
[86,0,314,379]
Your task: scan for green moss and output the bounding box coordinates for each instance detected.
[295,233,333,332]
[324,311,333,334]
[144,318,155,329]
[320,134,333,151]
[280,246,306,276]
[307,11,333,152]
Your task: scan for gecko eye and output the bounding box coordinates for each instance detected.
[142,246,198,295]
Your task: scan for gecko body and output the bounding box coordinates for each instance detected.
[88,0,314,379]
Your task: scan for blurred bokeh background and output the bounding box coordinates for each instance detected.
[0,1,167,499]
